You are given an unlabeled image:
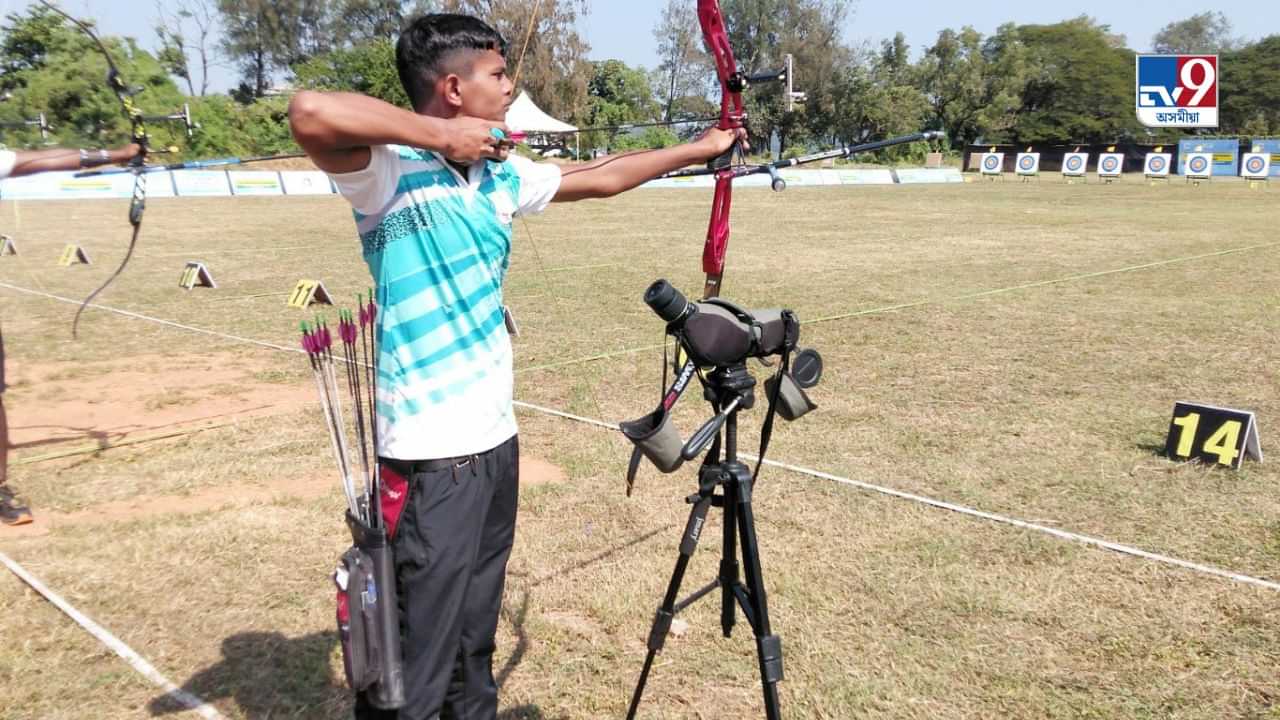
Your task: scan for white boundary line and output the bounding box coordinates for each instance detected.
[511,401,1280,593]
[0,552,227,719]
[4,282,1278,591]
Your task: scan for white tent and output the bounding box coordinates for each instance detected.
[505,92,579,157]
[505,92,577,133]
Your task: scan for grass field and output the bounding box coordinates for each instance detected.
[1,177,1279,719]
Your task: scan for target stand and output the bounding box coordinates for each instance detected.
[979,152,1005,182]
[1184,153,1213,186]
[1144,153,1172,185]
[1061,153,1089,184]
[1015,153,1040,183]
[1098,153,1124,185]
[1242,152,1271,190]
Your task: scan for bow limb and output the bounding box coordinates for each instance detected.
[697,0,745,300]
[39,1,152,337]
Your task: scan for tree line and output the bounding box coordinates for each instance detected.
[0,1,1275,162]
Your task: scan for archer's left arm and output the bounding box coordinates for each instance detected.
[553,127,743,202]
[3,144,140,178]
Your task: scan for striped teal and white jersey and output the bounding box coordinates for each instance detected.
[330,144,561,460]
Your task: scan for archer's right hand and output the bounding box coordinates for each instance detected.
[440,117,512,164]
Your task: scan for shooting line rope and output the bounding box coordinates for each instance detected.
[4,240,1280,710]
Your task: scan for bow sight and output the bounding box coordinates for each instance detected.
[621,279,823,720]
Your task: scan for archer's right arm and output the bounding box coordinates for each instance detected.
[288,91,510,173]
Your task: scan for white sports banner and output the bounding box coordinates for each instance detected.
[172,170,233,197]
[895,168,964,184]
[228,171,284,196]
[833,169,896,185]
[281,171,336,195]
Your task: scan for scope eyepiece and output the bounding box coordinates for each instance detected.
[645,279,690,324]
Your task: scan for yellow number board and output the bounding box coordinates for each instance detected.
[1166,402,1262,469]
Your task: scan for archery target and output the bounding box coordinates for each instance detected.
[1185,152,1213,178]
[981,152,1004,175]
[1016,153,1040,175]
[1062,152,1088,177]
[1144,153,1171,177]
[1241,153,1271,180]
[1098,153,1124,177]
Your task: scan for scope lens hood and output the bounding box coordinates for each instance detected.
[619,405,686,474]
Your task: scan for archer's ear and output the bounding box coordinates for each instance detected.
[438,74,465,110]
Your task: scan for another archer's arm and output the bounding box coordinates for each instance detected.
[553,127,745,202]
[0,144,140,179]
[288,91,510,172]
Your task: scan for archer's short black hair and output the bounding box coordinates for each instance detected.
[396,14,508,110]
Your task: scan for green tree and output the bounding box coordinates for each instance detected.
[917,24,1038,146]
[1153,11,1241,54]
[154,0,221,97]
[580,59,661,151]
[825,41,930,161]
[1219,36,1280,135]
[0,5,187,151]
[651,0,714,123]
[443,0,592,124]
[717,0,852,156]
[218,0,338,100]
[292,39,410,107]
[329,0,426,45]
[1009,17,1139,144]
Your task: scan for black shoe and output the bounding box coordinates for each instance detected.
[0,485,32,526]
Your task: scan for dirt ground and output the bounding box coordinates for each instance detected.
[1,351,566,537]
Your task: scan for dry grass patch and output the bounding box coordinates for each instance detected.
[2,180,1279,718]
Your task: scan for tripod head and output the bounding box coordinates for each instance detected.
[620,280,824,493]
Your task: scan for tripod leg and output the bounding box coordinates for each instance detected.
[734,474,784,720]
[626,495,713,720]
[720,478,739,638]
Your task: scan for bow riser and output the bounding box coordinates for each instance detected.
[696,0,745,300]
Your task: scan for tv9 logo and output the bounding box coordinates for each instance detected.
[1137,55,1218,128]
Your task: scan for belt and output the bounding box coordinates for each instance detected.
[381,453,480,476]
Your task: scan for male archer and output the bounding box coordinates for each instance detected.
[288,12,744,720]
[0,142,140,525]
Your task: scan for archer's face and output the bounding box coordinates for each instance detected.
[457,49,514,122]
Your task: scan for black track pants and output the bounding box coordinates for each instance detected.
[356,435,519,720]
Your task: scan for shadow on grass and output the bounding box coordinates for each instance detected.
[150,630,557,719]
[148,630,351,719]
[148,525,669,718]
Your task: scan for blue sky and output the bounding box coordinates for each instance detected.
[3,1,1276,94]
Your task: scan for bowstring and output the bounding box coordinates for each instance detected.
[507,0,607,423]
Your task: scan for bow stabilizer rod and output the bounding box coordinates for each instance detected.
[74,152,309,178]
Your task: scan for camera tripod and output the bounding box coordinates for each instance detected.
[626,364,784,720]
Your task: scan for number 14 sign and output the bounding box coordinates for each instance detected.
[1166,402,1262,469]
